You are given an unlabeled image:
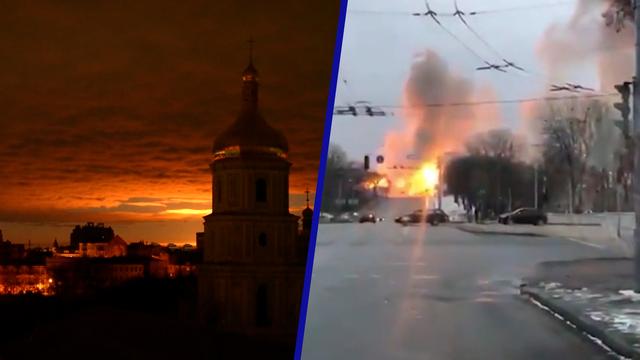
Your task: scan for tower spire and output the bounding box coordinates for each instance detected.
[305,187,310,208]
[241,38,259,109]
[248,37,255,65]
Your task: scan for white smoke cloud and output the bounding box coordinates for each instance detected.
[537,0,633,90]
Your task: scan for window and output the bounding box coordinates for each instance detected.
[256,178,267,203]
[258,233,267,247]
[216,180,222,203]
[256,284,270,327]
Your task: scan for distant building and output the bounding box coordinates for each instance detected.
[0,228,198,296]
[47,256,145,295]
[78,234,127,258]
[0,264,52,295]
[196,232,205,250]
[127,241,158,258]
[199,56,308,339]
[0,230,26,262]
[301,189,313,237]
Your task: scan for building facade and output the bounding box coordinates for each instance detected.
[78,234,127,258]
[198,57,308,339]
[0,264,51,295]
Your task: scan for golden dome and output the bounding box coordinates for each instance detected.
[212,112,289,155]
[212,59,288,158]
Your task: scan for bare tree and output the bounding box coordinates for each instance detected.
[465,129,527,212]
[465,129,525,160]
[603,0,633,32]
[541,99,610,212]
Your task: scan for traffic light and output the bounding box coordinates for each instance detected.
[364,155,370,171]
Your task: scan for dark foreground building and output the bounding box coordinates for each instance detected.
[198,57,309,340]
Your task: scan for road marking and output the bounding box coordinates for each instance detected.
[344,274,360,279]
[564,237,605,249]
[473,297,495,303]
[370,274,381,279]
[528,297,629,360]
[478,291,502,296]
[412,274,439,280]
[387,262,426,266]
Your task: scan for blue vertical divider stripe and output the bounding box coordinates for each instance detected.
[294,0,348,358]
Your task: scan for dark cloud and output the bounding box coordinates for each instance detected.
[0,0,337,243]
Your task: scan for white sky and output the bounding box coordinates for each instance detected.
[330,0,589,159]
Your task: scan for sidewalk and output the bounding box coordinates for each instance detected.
[521,258,640,359]
[454,222,633,256]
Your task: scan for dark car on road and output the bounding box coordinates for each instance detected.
[394,212,421,225]
[331,212,357,223]
[359,213,382,223]
[395,209,449,226]
[498,208,547,225]
[426,209,449,225]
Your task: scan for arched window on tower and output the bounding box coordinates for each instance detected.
[256,284,271,327]
[256,178,267,203]
[258,232,267,247]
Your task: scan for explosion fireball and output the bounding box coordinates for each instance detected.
[408,163,439,196]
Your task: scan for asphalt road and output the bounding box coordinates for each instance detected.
[301,221,620,360]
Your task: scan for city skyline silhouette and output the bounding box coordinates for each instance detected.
[0,0,339,246]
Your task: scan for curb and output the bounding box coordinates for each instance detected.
[455,226,544,237]
[521,286,640,359]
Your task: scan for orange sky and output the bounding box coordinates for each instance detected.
[0,0,339,245]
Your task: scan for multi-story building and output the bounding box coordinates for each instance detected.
[0,263,52,295]
[78,234,127,258]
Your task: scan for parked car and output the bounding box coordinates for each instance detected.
[395,212,420,225]
[319,212,334,223]
[331,212,357,223]
[394,209,449,226]
[447,209,468,223]
[425,209,449,225]
[498,208,547,225]
[359,213,383,223]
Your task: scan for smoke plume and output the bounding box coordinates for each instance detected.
[536,0,633,91]
[382,50,500,165]
[379,50,500,196]
[519,0,631,163]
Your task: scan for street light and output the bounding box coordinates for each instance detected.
[531,143,545,210]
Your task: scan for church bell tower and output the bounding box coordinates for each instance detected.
[198,45,308,340]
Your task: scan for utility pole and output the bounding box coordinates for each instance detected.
[437,156,443,210]
[634,1,640,291]
[534,164,538,209]
[568,180,574,214]
[617,183,622,238]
